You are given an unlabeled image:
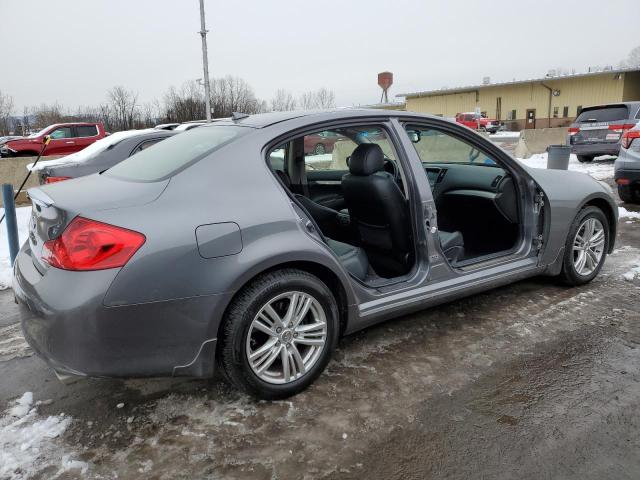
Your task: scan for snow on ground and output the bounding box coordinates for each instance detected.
[619,207,640,220]
[0,392,86,479]
[0,206,31,289]
[622,262,640,281]
[516,153,614,180]
[489,131,521,139]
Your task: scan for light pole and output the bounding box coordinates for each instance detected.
[198,0,212,121]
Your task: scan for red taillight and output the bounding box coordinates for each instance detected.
[41,217,145,271]
[608,123,636,133]
[568,127,580,135]
[44,176,71,184]
[621,130,640,149]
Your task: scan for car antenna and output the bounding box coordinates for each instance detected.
[231,112,249,122]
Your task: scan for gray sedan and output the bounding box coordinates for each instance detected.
[13,109,618,399]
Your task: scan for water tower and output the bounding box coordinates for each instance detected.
[378,71,393,103]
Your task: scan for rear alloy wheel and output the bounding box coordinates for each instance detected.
[218,269,339,399]
[577,155,594,163]
[313,143,326,155]
[618,184,640,204]
[559,206,609,286]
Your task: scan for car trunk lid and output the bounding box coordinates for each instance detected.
[570,105,633,145]
[27,173,168,273]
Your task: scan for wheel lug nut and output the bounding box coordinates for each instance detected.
[276,328,282,333]
[293,333,298,337]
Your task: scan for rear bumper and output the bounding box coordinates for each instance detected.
[13,242,226,379]
[570,142,620,157]
[614,168,640,184]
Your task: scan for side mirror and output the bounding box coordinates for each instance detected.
[407,130,421,143]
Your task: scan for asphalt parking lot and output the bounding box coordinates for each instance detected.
[1,173,639,480]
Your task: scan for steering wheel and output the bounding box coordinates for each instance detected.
[383,158,400,181]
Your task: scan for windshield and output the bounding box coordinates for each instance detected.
[106,125,250,182]
[28,126,50,138]
[576,106,629,123]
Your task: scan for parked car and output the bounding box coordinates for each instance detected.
[455,112,500,133]
[14,110,617,399]
[28,129,177,184]
[304,130,340,155]
[154,123,180,131]
[0,122,106,157]
[0,135,23,147]
[614,121,640,204]
[568,102,640,163]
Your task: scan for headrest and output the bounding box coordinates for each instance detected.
[348,144,384,176]
[275,169,291,188]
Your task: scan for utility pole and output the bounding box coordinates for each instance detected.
[198,0,212,121]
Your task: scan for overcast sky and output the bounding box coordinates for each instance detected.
[1,0,639,112]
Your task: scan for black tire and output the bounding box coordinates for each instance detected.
[576,155,594,163]
[313,143,326,155]
[558,206,609,286]
[218,269,339,400]
[618,184,640,204]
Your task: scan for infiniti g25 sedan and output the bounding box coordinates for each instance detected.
[13,110,618,399]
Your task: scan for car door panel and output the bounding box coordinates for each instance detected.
[306,170,347,210]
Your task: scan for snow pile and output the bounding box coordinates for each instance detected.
[622,262,640,282]
[0,392,86,479]
[0,206,31,289]
[489,131,521,139]
[517,153,614,180]
[619,206,640,220]
[0,323,32,361]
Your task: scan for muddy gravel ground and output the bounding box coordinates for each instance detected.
[1,188,639,479]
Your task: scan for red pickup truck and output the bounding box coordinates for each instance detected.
[0,122,106,157]
[455,113,501,134]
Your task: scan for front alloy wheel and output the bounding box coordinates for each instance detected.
[559,206,609,285]
[572,217,605,276]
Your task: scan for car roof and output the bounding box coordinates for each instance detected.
[207,108,442,129]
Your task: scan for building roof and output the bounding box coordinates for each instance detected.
[397,67,640,99]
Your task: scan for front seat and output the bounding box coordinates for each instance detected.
[341,144,412,278]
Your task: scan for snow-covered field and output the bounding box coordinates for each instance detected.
[0,206,30,289]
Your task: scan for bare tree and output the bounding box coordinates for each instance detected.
[210,75,264,118]
[107,86,139,131]
[297,88,336,110]
[625,46,640,67]
[162,81,206,123]
[271,89,297,111]
[315,88,335,109]
[30,102,68,127]
[298,91,317,110]
[0,90,14,135]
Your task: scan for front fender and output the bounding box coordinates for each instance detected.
[525,167,618,265]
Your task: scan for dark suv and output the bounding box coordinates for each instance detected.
[568,102,640,163]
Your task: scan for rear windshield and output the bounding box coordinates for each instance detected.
[576,106,629,123]
[105,125,249,182]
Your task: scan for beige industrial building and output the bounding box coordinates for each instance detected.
[399,67,640,130]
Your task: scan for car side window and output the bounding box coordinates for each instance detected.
[75,125,98,137]
[302,127,396,171]
[405,125,497,166]
[130,138,163,156]
[49,127,72,139]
